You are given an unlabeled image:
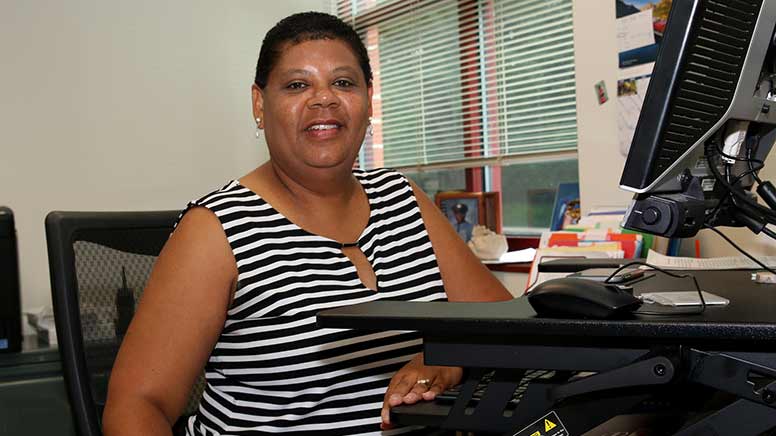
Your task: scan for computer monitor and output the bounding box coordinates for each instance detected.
[620,0,776,238]
[0,206,22,352]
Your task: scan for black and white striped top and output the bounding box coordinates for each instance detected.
[183,168,447,435]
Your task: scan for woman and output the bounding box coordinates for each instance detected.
[102,12,512,436]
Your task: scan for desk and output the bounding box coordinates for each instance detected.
[538,258,644,273]
[0,335,76,436]
[318,270,776,435]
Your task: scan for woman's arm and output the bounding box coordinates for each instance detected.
[381,181,514,428]
[409,180,513,302]
[102,207,237,436]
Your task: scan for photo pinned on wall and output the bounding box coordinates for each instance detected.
[550,183,581,231]
[616,1,672,159]
[595,80,609,105]
[617,74,651,156]
[616,0,672,69]
[435,191,502,243]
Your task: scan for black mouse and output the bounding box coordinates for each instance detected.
[528,277,642,319]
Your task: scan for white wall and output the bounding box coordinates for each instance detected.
[1,0,327,312]
[573,0,776,258]
[573,0,633,216]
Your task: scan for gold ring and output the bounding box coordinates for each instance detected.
[416,378,431,388]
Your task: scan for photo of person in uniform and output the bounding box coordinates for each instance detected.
[438,198,478,242]
[451,203,474,242]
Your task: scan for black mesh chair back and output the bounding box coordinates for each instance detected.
[46,210,205,436]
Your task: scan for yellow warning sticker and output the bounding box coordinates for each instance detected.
[512,411,569,436]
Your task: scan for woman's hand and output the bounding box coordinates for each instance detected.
[380,353,463,429]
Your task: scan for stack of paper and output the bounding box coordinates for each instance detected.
[541,231,642,259]
[567,207,628,231]
[562,206,658,258]
[645,249,776,270]
[481,248,537,265]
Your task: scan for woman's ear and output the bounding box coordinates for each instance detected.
[251,84,264,128]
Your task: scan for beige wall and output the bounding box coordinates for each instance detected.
[573,0,633,215]
[573,0,776,258]
[1,0,327,312]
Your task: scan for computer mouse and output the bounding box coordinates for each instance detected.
[527,277,642,319]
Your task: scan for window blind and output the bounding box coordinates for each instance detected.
[334,0,577,170]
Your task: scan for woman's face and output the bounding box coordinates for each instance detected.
[253,38,372,175]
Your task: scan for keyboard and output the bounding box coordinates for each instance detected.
[390,369,583,427]
[391,368,717,434]
[436,369,560,410]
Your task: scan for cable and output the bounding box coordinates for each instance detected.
[746,139,764,185]
[737,163,765,186]
[702,223,776,275]
[711,127,776,216]
[715,135,764,166]
[603,260,707,316]
[725,161,732,185]
[524,255,590,292]
[713,163,764,213]
[763,226,776,241]
[707,136,766,222]
[701,127,775,227]
[706,162,758,225]
[739,136,776,212]
[706,141,776,225]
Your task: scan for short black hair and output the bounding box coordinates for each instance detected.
[254,12,372,89]
[453,203,468,214]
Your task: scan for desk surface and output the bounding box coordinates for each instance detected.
[0,335,60,376]
[318,270,776,348]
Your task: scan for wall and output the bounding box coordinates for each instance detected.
[573,0,633,216]
[573,0,776,259]
[1,0,327,312]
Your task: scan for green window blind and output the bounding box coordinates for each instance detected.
[334,0,577,170]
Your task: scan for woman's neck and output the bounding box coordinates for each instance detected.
[263,161,360,208]
[240,161,370,243]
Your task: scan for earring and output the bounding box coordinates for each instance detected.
[255,117,261,138]
[367,117,373,137]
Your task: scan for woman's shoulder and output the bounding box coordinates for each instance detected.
[175,179,264,229]
[188,179,259,209]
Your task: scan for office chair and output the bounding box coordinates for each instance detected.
[46,210,205,436]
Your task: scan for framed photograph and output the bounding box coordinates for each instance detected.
[550,182,581,231]
[481,192,502,236]
[435,191,502,242]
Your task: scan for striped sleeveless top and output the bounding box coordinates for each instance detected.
[183,168,447,435]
